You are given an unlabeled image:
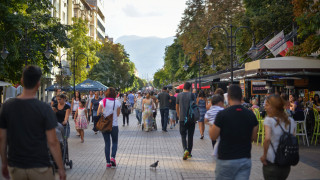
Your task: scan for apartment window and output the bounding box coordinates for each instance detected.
[97,19,105,33]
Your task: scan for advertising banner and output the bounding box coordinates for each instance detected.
[265,31,287,56]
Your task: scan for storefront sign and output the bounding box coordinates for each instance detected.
[251,80,268,95]
[239,79,246,97]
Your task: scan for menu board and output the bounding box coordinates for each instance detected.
[239,79,246,97]
[251,80,268,95]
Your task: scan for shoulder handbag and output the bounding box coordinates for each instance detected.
[97,98,115,133]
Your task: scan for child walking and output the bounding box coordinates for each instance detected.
[74,100,88,143]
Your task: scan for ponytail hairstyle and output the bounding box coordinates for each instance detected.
[266,95,290,128]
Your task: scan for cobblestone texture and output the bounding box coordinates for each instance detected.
[1,111,320,180]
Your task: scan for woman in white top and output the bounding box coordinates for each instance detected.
[260,95,296,180]
[71,91,81,136]
[97,88,121,168]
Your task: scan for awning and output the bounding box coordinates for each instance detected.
[75,79,108,91]
[45,84,73,91]
[176,83,211,90]
[0,81,11,86]
[245,56,320,71]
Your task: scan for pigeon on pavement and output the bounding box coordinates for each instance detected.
[150,161,159,168]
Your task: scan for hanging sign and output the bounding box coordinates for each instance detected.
[251,80,268,95]
[239,79,246,97]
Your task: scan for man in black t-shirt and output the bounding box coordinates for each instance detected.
[157,87,171,132]
[0,66,66,180]
[209,85,258,180]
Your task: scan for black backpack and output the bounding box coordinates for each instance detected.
[184,93,200,124]
[270,118,299,166]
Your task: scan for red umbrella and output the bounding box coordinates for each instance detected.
[192,84,211,89]
[176,84,184,89]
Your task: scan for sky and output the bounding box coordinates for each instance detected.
[104,0,187,40]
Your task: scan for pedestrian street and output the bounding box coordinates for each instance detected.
[59,111,320,180]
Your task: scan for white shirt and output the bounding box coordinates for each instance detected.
[205,105,224,125]
[99,99,121,127]
[87,95,95,109]
[264,116,296,163]
[73,99,79,112]
[204,105,224,157]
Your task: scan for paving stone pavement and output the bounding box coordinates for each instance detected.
[58,111,320,180]
[1,110,319,180]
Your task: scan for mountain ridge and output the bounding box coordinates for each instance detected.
[115,35,174,79]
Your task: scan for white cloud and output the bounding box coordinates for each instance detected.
[104,0,187,39]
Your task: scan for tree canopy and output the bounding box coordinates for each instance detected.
[154,0,319,86]
[0,0,70,83]
[88,40,145,91]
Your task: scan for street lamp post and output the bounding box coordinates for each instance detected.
[59,52,90,98]
[1,26,53,64]
[204,25,258,84]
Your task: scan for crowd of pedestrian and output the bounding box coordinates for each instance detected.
[0,65,307,180]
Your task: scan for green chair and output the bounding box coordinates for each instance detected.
[311,108,320,145]
[253,108,264,146]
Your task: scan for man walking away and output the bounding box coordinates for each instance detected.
[209,85,258,180]
[128,91,135,113]
[176,82,196,160]
[158,87,170,132]
[0,65,66,180]
[169,90,177,129]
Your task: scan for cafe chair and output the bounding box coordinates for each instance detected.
[253,108,264,146]
[311,108,320,145]
[295,108,309,147]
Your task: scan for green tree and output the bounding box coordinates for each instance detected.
[88,40,140,91]
[288,0,320,57]
[0,0,70,83]
[68,18,101,84]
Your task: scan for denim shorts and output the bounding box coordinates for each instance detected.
[169,110,177,120]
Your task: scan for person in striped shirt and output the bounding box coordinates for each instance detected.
[205,95,225,157]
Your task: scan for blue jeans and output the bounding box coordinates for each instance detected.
[102,126,119,163]
[135,109,142,124]
[215,158,251,180]
[160,108,169,131]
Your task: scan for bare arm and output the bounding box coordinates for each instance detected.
[90,102,93,115]
[209,124,220,141]
[0,128,9,179]
[63,109,71,125]
[261,125,271,165]
[97,104,103,115]
[251,125,258,142]
[46,128,66,180]
[142,100,145,112]
[176,104,180,117]
[71,98,74,111]
[117,107,121,117]
[74,109,78,121]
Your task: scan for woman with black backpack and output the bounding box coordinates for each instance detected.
[260,95,297,180]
